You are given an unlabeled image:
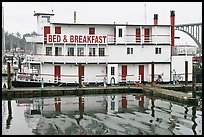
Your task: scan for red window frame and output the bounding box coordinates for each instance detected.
[89,27,95,35]
[55,27,61,34]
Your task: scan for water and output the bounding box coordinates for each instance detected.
[2,94,202,135]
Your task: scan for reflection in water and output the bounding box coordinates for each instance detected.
[184,106,188,119]
[54,97,61,113]
[75,96,84,125]
[150,97,155,118]
[6,100,13,129]
[121,95,127,112]
[191,106,197,135]
[2,94,202,135]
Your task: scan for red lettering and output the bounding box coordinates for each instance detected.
[48,35,52,42]
[79,35,82,43]
[53,35,57,42]
[75,35,78,43]
[70,35,74,43]
[87,36,91,43]
[98,36,102,43]
[103,36,106,43]
[91,36,95,43]
[83,36,86,43]
[95,36,98,43]
[63,35,67,42]
[57,35,61,42]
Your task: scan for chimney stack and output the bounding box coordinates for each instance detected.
[153,14,158,25]
[170,10,175,48]
[74,11,76,23]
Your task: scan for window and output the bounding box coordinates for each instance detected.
[55,47,62,56]
[127,47,133,54]
[67,47,74,56]
[46,47,52,55]
[99,48,105,56]
[155,47,162,54]
[89,27,95,35]
[77,47,84,56]
[42,16,50,23]
[89,47,96,56]
[111,67,115,75]
[119,28,122,37]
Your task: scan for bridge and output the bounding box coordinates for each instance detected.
[175,23,202,52]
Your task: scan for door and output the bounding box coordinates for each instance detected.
[44,26,50,43]
[54,65,61,82]
[122,65,127,81]
[144,28,150,43]
[139,65,144,81]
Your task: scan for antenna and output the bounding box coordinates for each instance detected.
[144,3,147,24]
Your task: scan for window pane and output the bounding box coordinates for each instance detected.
[46,47,52,55]
[77,47,84,56]
[99,48,105,56]
[89,47,96,56]
[68,47,74,56]
[127,48,130,54]
[155,47,158,54]
[119,28,122,37]
[131,48,133,54]
[111,67,115,75]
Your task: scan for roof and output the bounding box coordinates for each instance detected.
[51,22,171,27]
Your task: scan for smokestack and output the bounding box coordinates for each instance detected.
[170,10,175,48]
[74,11,76,23]
[153,14,158,25]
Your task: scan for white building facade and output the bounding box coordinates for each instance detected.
[24,11,192,85]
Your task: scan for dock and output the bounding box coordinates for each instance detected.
[2,86,143,99]
[2,83,200,106]
[142,85,199,106]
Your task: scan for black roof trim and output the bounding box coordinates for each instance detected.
[34,13,55,16]
[51,22,170,27]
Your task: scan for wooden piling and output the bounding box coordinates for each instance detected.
[7,62,11,89]
[192,64,196,98]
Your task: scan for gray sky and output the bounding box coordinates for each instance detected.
[2,2,202,45]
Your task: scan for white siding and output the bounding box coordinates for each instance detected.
[172,56,193,81]
[84,64,106,83]
[108,45,171,63]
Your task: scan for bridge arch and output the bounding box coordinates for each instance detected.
[175,23,202,51]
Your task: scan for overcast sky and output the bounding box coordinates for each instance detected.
[2,2,202,45]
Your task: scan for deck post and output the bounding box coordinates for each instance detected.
[78,64,82,88]
[151,62,154,82]
[185,61,188,85]
[7,62,11,89]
